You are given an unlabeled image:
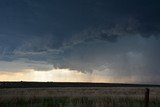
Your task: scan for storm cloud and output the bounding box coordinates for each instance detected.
[0,0,160,83]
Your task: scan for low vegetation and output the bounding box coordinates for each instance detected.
[0,87,160,107]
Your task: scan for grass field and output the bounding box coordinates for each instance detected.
[0,87,160,107]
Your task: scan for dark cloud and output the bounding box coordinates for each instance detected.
[0,59,53,72]
[55,36,160,83]
[0,0,160,83]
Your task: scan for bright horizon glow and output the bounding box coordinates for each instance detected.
[0,68,137,83]
[0,68,114,82]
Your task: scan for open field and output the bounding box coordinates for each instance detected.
[0,82,160,107]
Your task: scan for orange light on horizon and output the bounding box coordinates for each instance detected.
[0,68,138,83]
[0,68,114,83]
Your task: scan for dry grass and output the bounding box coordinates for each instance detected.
[0,87,160,107]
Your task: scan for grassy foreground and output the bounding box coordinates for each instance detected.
[0,87,160,107]
[0,96,160,107]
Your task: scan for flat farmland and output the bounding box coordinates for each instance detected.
[0,82,160,107]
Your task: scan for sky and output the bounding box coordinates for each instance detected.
[0,0,160,84]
